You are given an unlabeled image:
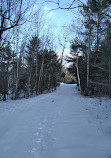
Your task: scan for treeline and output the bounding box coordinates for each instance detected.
[0,0,62,101]
[67,0,111,97]
[0,37,61,101]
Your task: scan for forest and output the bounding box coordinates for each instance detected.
[66,0,111,98]
[0,0,111,101]
[0,0,62,101]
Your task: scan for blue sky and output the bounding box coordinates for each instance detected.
[40,0,81,27]
[38,0,82,51]
[22,0,85,61]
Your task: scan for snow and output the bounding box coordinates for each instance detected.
[0,84,111,158]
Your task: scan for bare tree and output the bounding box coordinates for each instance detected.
[32,9,45,95]
[0,0,23,42]
[58,34,67,65]
[76,52,81,92]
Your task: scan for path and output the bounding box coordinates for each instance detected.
[0,84,111,158]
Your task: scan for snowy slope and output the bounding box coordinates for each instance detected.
[0,84,111,158]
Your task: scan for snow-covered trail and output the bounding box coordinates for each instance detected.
[0,84,111,158]
[46,84,111,158]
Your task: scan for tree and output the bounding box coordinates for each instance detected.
[26,35,61,96]
[0,0,23,44]
[26,35,41,95]
[66,39,87,94]
[81,3,94,91]
[100,21,111,97]
[0,41,13,101]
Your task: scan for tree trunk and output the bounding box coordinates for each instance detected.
[87,28,91,89]
[15,28,20,99]
[28,63,32,97]
[48,73,51,91]
[76,53,81,93]
[96,12,100,52]
[38,54,44,94]
[3,93,6,101]
[109,58,111,98]
[35,51,38,95]
[15,58,19,99]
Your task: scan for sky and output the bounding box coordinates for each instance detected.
[22,0,85,66]
[38,0,84,66]
[32,0,83,47]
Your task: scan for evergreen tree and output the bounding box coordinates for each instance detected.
[0,42,13,100]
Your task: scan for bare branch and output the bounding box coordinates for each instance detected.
[43,0,84,10]
[0,0,23,40]
[91,64,109,72]
[104,13,111,18]
[69,0,76,9]
[43,0,58,5]
[89,80,109,87]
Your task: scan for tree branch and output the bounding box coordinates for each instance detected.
[0,0,22,40]
[89,80,109,87]
[91,64,109,72]
[43,0,84,10]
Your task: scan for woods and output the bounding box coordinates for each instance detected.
[66,0,111,97]
[0,34,61,101]
[1,2,111,158]
[0,0,111,100]
[0,0,61,101]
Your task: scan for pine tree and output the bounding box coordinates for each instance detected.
[0,42,13,100]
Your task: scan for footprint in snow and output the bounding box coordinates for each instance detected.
[35,132,39,136]
[35,139,41,143]
[28,147,36,154]
[38,123,43,130]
